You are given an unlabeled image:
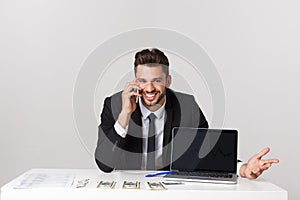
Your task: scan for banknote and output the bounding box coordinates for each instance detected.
[122,181,140,189]
[97,181,116,189]
[146,182,166,190]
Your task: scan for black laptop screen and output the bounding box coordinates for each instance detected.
[171,128,238,173]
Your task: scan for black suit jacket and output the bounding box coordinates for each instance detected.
[95,88,209,172]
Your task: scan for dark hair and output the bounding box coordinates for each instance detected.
[134,48,169,76]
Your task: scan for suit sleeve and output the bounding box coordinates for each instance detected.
[197,105,209,128]
[191,96,209,128]
[94,97,124,172]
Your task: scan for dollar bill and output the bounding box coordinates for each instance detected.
[97,181,116,189]
[122,181,140,189]
[76,179,90,188]
[146,182,166,190]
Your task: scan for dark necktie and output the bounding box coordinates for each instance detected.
[147,113,156,170]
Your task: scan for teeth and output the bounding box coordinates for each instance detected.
[145,93,155,97]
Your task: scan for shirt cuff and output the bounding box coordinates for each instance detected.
[237,161,245,177]
[114,121,128,138]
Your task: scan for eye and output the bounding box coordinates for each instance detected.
[154,79,162,83]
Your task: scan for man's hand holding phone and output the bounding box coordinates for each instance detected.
[117,81,142,129]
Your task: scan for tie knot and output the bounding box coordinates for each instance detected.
[148,113,156,121]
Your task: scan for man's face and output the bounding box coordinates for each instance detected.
[135,64,171,111]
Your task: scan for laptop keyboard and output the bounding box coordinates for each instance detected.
[171,171,233,178]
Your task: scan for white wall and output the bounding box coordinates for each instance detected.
[0,0,299,199]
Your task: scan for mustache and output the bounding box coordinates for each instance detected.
[142,90,160,94]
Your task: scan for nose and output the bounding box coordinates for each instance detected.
[144,82,155,92]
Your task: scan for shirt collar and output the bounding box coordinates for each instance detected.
[139,97,166,120]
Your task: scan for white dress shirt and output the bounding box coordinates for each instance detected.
[114,97,166,170]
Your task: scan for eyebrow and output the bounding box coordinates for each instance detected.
[137,78,162,81]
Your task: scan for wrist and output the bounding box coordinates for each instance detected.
[117,111,131,129]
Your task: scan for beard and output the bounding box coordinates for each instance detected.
[141,89,166,107]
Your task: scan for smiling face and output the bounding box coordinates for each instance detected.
[135,64,171,111]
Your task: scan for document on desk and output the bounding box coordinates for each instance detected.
[14,173,75,189]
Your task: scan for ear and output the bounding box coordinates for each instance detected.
[166,75,172,88]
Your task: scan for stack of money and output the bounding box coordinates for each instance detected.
[122,181,140,189]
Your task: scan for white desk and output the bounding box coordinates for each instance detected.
[1,169,287,200]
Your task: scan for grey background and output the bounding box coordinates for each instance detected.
[0,0,299,199]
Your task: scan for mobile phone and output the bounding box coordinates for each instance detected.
[134,88,139,103]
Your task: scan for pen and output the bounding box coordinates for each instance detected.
[145,170,176,178]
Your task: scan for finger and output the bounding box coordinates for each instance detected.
[126,81,141,89]
[126,85,141,94]
[256,172,262,178]
[247,172,258,179]
[129,91,142,97]
[133,79,143,88]
[123,89,141,100]
[262,158,279,168]
[249,169,263,178]
[255,147,270,159]
[254,171,262,176]
[260,163,272,171]
[244,168,258,179]
[261,158,279,165]
[266,158,279,164]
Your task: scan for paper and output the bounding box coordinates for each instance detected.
[146,182,166,190]
[14,173,75,189]
[122,181,140,189]
[97,181,116,189]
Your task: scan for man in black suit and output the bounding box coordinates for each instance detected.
[95,48,279,179]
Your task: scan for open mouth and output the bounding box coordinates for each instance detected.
[143,92,158,101]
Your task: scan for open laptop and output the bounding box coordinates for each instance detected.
[163,127,238,184]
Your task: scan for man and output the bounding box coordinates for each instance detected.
[95,48,279,179]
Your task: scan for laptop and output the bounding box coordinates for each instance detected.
[163,127,238,184]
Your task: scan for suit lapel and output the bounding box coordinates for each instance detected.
[163,107,173,147]
[162,89,181,169]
